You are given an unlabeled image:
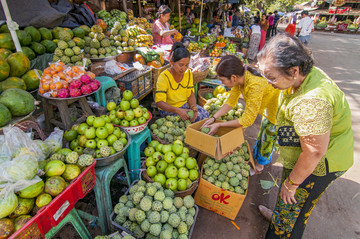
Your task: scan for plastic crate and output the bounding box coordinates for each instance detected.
[10,161,96,239]
[116,67,152,99]
[110,181,199,239]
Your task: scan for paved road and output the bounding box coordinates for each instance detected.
[192,31,360,239]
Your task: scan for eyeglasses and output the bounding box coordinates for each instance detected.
[259,71,278,83]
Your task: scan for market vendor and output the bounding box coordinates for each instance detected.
[153,5,179,45]
[202,55,280,173]
[155,42,209,122]
[256,33,353,239]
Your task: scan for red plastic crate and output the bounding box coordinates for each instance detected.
[10,161,96,239]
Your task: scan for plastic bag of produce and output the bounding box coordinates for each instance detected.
[44,127,63,155]
[0,154,38,183]
[2,126,46,161]
[104,60,123,75]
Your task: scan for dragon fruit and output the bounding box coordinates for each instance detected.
[90,81,99,91]
[80,74,91,84]
[94,80,101,88]
[69,88,82,97]
[58,88,69,98]
[81,84,92,95]
[69,80,82,89]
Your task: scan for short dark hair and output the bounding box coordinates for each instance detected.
[171,42,190,63]
[215,55,261,78]
[257,33,314,76]
[274,11,278,13]
[302,10,309,15]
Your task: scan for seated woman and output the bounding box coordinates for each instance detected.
[155,43,209,122]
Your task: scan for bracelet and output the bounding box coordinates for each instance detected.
[211,116,216,122]
[288,176,300,186]
[191,105,198,112]
[283,182,295,192]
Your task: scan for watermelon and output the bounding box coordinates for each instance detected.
[0,103,11,127]
[21,47,36,60]
[72,28,85,38]
[16,30,32,46]
[0,77,26,93]
[38,27,53,40]
[21,69,42,90]
[30,42,46,55]
[7,52,30,77]
[0,58,10,81]
[41,40,56,53]
[0,48,12,59]
[0,33,15,50]
[24,26,41,43]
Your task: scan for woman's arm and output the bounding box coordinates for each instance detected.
[280,131,330,205]
[159,29,178,37]
[187,91,198,122]
[156,101,191,121]
[207,119,242,135]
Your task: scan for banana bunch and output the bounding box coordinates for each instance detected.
[135,34,154,47]
[128,10,134,21]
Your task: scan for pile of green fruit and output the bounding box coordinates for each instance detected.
[52,26,92,66]
[84,25,119,59]
[226,43,237,54]
[202,142,250,194]
[64,115,128,159]
[97,9,128,31]
[203,92,244,121]
[108,21,136,53]
[144,140,199,192]
[106,90,150,127]
[113,180,197,238]
[150,112,193,144]
[200,34,216,44]
[94,232,131,239]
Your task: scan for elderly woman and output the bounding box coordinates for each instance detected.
[257,34,353,238]
[153,5,179,44]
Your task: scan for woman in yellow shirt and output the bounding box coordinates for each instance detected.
[202,55,280,172]
[155,43,209,122]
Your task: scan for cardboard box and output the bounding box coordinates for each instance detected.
[194,153,252,220]
[185,119,244,160]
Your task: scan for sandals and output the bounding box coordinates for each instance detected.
[258,205,273,222]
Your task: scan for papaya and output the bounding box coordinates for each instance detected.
[134,54,146,65]
[147,60,162,68]
[39,27,53,40]
[0,218,14,239]
[16,30,32,46]
[0,103,11,127]
[41,40,56,53]
[0,58,10,81]
[18,181,45,199]
[0,24,9,33]
[72,27,85,38]
[24,26,41,43]
[0,77,26,92]
[30,42,46,55]
[0,48,12,59]
[0,33,15,50]
[7,52,30,77]
[21,47,36,61]
[21,69,41,90]
[63,28,74,39]
[52,27,63,39]
[213,85,226,97]
[0,88,35,116]
[14,215,32,231]
[73,37,85,48]
[8,197,35,218]
[79,25,91,36]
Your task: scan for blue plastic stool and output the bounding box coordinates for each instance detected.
[45,209,91,239]
[126,127,151,182]
[78,158,131,234]
[94,76,117,107]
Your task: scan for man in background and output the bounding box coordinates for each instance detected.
[297,10,314,45]
[272,11,280,36]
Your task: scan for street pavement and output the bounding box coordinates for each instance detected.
[191,31,360,239]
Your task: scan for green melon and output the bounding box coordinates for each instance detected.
[41,40,56,53]
[0,77,26,92]
[0,33,15,50]
[21,69,41,90]
[72,28,85,38]
[38,27,53,40]
[0,58,10,81]
[0,103,11,127]
[79,25,91,36]
[0,24,10,33]
[7,52,30,77]
[0,48,12,59]
[16,30,32,46]
[0,88,35,116]
[30,42,46,55]
[21,47,36,60]
[24,26,41,43]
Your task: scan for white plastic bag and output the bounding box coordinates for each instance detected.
[104,60,123,75]
[44,127,63,155]
[0,154,38,183]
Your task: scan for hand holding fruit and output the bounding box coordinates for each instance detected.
[190,111,198,123]
[207,122,221,136]
[176,108,191,121]
[202,117,216,128]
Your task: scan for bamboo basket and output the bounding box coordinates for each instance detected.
[197,88,214,107]
[193,69,210,85]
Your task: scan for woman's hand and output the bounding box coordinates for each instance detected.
[207,123,222,135]
[202,117,216,128]
[191,111,198,122]
[280,180,298,205]
[177,108,191,121]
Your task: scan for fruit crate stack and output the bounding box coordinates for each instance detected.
[116,66,152,99]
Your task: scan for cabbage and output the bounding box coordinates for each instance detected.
[6,155,38,182]
[0,190,18,218]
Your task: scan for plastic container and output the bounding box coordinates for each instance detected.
[116,67,152,99]
[114,110,152,135]
[9,161,96,239]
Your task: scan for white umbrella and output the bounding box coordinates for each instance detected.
[1,0,22,52]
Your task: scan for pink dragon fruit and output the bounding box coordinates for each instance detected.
[58,88,69,98]
[90,81,99,91]
[69,88,82,97]
[94,80,101,88]
[81,84,92,95]
[69,80,82,89]
[80,74,92,84]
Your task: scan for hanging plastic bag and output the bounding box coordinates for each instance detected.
[3,126,46,161]
[104,60,123,75]
[0,154,38,183]
[44,127,64,155]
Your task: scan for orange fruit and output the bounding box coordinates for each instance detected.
[64,75,72,82]
[72,66,79,73]
[55,81,63,90]
[58,72,66,79]
[63,81,68,89]
[50,83,56,90]
[43,68,51,74]
[49,64,56,70]
[86,71,95,80]
[42,83,50,91]
[52,90,58,97]
[39,87,45,95]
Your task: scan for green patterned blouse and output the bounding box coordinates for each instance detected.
[276,67,353,176]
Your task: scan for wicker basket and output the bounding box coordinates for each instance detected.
[152,64,170,98]
[141,164,199,198]
[197,88,214,107]
[193,69,210,85]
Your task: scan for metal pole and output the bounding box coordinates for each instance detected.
[0,0,21,52]
[199,0,204,33]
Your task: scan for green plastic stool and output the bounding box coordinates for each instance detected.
[126,127,151,182]
[79,158,131,234]
[45,209,91,239]
[94,76,117,107]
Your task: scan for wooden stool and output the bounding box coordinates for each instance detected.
[40,95,94,131]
